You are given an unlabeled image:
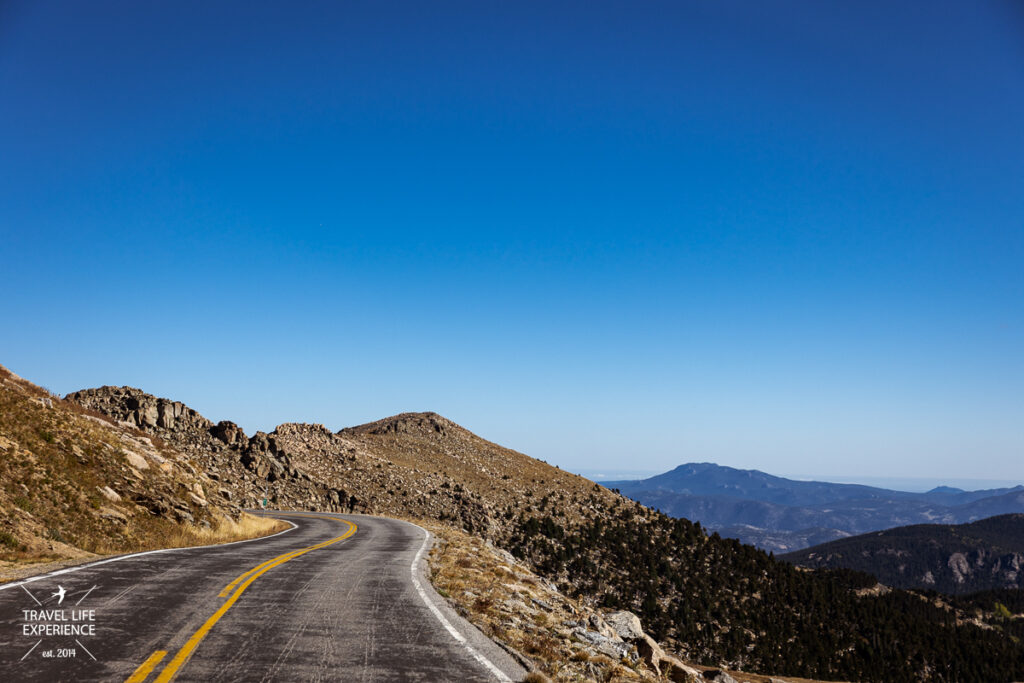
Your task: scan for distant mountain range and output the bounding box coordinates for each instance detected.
[782,514,1024,594]
[606,463,1024,553]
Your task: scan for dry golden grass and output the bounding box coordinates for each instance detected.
[1,514,290,585]
[0,364,288,579]
[122,513,289,552]
[425,522,655,682]
[523,672,553,683]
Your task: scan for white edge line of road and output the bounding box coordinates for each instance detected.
[3,511,514,680]
[0,519,299,592]
[404,520,513,683]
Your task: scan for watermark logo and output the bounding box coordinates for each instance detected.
[18,583,99,662]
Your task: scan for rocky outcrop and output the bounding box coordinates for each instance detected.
[948,552,970,584]
[66,387,360,515]
[619,613,701,681]
[69,386,211,433]
[339,411,457,437]
[570,624,633,660]
[210,420,245,447]
[564,609,704,682]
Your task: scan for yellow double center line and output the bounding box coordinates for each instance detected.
[125,515,356,683]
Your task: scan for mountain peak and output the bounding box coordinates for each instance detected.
[338,411,461,438]
[670,462,722,474]
[927,485,965,494]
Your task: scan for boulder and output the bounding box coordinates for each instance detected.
[637,633,667,673]
[704,670,738,683]
[135,495,169,516]
[211,420,245,446]
[172,506,194,523]
[139,404,159,428]
[531,597,554,612]
[605,610,644,641]
[571,627,632,661]
[247,432,278,456]
[123,449,149,471]
[98,507,127,524]
[68,387,212,435]
[97,486,121,503]
[665,659,702,682]
[157,401,176,429]
[588,613,622,642]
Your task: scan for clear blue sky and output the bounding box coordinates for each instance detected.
[2,1,1022,484]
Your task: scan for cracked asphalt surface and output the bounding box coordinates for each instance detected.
[0,512,524,682]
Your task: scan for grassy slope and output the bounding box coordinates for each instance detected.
[0,364,282,579]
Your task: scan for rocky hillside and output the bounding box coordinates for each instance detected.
[68,387,615,538]
[65,384,1024,682]
[66,386,361,514]
[781,514,1024,594]
[0,366,279,577]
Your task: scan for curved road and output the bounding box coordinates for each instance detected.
[0,513,525,682]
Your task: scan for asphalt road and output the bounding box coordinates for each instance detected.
[0,512,525,682]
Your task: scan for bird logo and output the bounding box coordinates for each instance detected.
[51,586,66,605]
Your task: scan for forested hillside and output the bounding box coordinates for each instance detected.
[507,500,1024,682]
[782,514,1024,594]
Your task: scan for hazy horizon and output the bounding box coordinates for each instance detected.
[2,1,1021,483]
